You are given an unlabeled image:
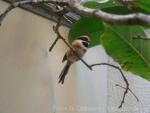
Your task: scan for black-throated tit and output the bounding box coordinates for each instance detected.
[59,35,90,84]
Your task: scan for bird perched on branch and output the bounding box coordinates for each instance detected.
[59,35,90,84]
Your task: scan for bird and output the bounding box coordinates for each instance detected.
[58,35,90,84]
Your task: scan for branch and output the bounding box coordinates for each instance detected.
[116,84,139,102]
[1,0,150,27]
[49,8,92,70]
[0,0,68,26]
[69,0,150,27]
[90,63,137,108]
[0,0,29,25]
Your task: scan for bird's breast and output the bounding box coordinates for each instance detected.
[67,47,86,62]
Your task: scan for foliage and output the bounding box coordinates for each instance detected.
[68,17,104,47]
[69,0,150,80]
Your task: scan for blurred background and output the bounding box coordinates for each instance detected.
[0,0,150,113]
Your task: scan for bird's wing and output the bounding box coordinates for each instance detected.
[62,53,67,62]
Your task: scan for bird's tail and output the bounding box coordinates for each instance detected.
[59,62,71,84]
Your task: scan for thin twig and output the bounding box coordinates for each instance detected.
[49,15,63,52]
[49,8,92,70]
[0,0,30,25]
[49,37,59,51]
[116,84,139,102]
[90,63,132,108]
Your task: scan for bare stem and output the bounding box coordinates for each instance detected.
[1,0,150,26]
[49,8,92,70]
[49,37,59,52]
[116,84,139,102]
[0,0,31,25]
[90,63,134,108]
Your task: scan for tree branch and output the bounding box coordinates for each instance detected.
[0,0,68,26]
[69,0,150,26]
[49,8,92,70]
[1,0,150,26]
[90,63,137,108]
[116,84,139,102]
[90,63,139,108]
[0,0,30,25]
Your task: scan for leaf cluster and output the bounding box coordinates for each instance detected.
[69,0,150,80]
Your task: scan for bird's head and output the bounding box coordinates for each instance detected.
[76,35,90,48]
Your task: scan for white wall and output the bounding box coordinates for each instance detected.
[75,46,108,113]
[0,1,69,113]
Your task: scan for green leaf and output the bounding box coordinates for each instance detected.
[69,2,135,47]
[68,0,150,80]
[101,25,150,80]
[68,17,105,47]
[83,1,148,14]
[83,0,121,9]
[68,1,124,47]
[102,6,148,14]
[137,0,150,13]
[69,1,149,48]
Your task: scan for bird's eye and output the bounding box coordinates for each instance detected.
[82,41,89,47]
